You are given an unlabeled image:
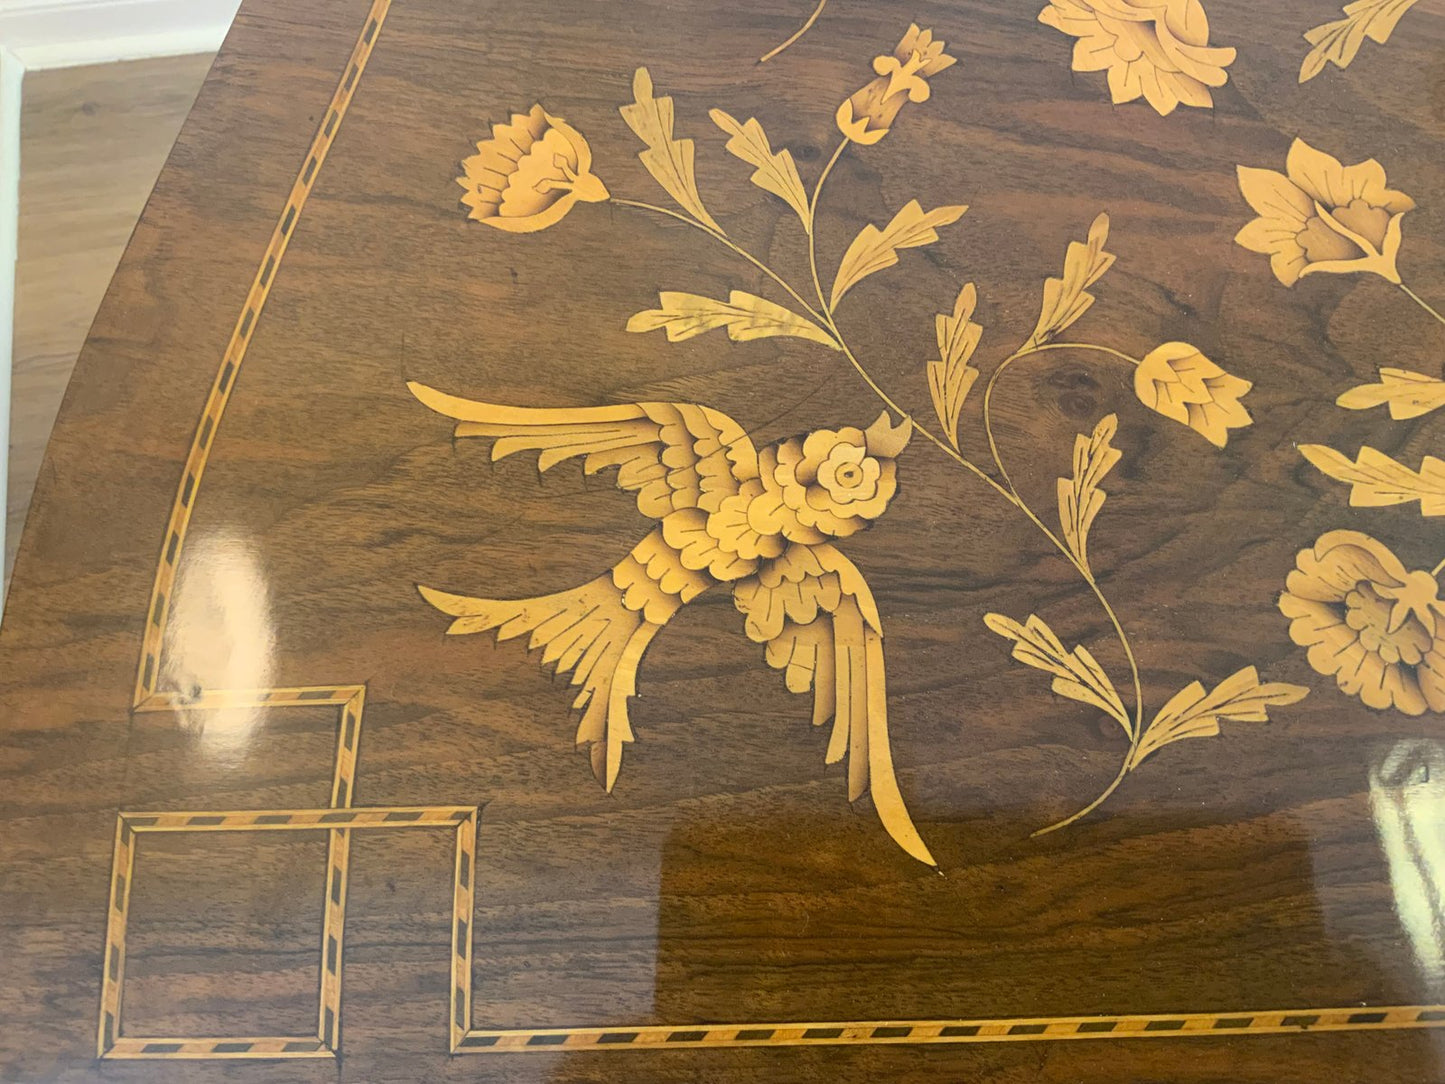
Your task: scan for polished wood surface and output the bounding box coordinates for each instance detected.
[3,0,1445,1079]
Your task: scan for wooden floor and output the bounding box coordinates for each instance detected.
[7,54,213,584]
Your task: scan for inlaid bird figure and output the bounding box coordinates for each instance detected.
[409,382,933,865]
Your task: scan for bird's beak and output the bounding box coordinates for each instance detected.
[864,411,912,458]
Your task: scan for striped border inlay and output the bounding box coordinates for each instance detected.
[97,805,479,1061]
[453,1007,1445,1052]
[119,806,474,833]
[450,806,479,1053]
[129,685,366,1050]
[106,1038,332,1060]
[133,0,393,707]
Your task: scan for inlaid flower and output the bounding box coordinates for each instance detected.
[1235,139,1415,287]
[835,24,956,146]
[1038,0,1237,116]
[457,104,609,233]
[1281,531,1445,715]
[816,441,882,506]
[753,415,908,540]
[1133,342,1252,447]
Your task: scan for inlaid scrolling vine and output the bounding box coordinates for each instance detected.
[419,25,1307,865]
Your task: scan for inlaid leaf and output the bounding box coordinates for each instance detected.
[830,200,967,308]
[1026,213,1114,349]
[709,109,810,229]
[626,290,838,349]
[983,612,1129,734]
[619,68,723,233]
[927,283,982,449]
[1301,444,1445,516]
[1133,667,1307,766]
[1336,368,1445,420]
[1299,0,1420,83]
[1057,414,1121,575]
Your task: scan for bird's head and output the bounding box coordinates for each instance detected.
[753,411,912,542]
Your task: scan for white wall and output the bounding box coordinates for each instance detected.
[0,0,236,601]
[0,0,238,68]
[0,44,20,601]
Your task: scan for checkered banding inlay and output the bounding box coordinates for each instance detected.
[106,1038,332,1059]
[132,0,392,707]
[119,686,367,1054]
[97,805,480,1061]
[452,1007,1445,1052]
[120,807,473,833]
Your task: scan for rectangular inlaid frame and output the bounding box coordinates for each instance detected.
[98,804,479,1060]
[104,687,367,1052]
[109,0,1445,1060]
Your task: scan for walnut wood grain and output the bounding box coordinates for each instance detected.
[2,0,1445,1080]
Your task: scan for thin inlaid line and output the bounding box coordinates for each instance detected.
[118,807,474,832]
[104,1036,333,1060]
[132,0,394,705]
[454,1005,1445,1052]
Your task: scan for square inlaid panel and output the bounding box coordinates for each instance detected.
[119,832,329,1043]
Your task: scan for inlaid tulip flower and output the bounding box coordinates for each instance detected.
[1038,0,1237,116]
[457,104,609,233]
[1235,139,1414,288]
[1281,531,1445,715]
[1133,342,1252,447]
[835,24,956,146]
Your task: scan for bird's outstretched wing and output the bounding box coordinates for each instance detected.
[409,382,759,518]
[731,543,936,866]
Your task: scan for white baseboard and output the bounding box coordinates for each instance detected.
[0,44,22,602]
[0,0,238,69]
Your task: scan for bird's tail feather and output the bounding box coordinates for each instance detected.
[418,530,706,790]
[418,576,643,789]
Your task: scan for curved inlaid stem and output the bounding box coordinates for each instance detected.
[622,163,1151,838]
[1030,757,1129,838]
[610,197,832,332]
[1023,341,1142,367]
[1399,282,1445,329]
[1432,555,1445,578]
[807,143,1148,835]
[807,138,849,310]
[805,139,1019,504]
[984,344,1148,835]
[759,0,828,64]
